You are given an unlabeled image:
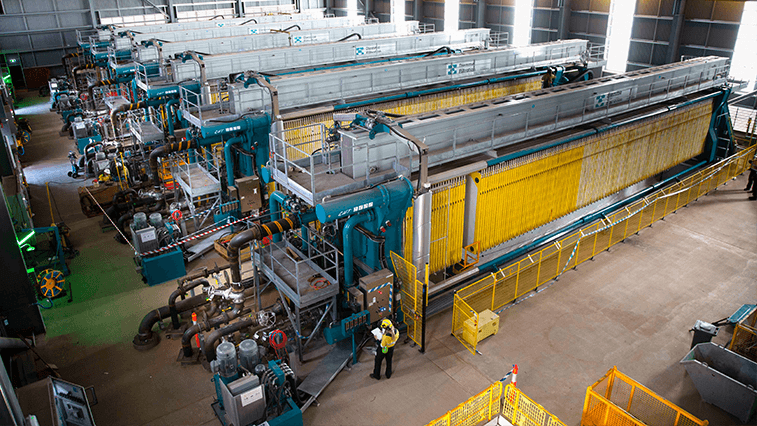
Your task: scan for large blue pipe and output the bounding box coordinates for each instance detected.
[343,212,374,288]
[268,191,288,243]
[224,135,245,187]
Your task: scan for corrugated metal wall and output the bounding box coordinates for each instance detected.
[0,0,324,80]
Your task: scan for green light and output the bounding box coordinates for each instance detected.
[26,267,34,274]
[2,75,10,84]
[8,58,16,64]
[16,230,34,246]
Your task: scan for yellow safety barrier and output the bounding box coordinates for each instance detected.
[473,101,712,251]
[426,381,502,426]
[729,323,757,362]
[390,251,427,349]
[425,382,567,426]
[453,144,757,353]
[502,383,567,426]
[581,367,708,426]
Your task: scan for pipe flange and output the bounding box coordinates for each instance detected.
[132,333,160,351]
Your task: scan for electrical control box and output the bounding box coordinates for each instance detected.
[358,269,394,323]
[234,175,263,213]
[132,226,159,253]
[220,374,266,426]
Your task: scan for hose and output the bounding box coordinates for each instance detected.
[337,33,362,42]
[227,217,299,287]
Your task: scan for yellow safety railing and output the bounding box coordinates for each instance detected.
[426,381,502,426]
[729,323,757,362]
[426,382,567,426]
[390,251,427,349]
[581,367,708,426]
[453,144,757,353]
[473,101,712,252]
[502,383,567,426]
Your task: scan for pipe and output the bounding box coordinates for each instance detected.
[0,337,27,350]
[227,217,300,286]
[87,77,127,106]
[412,190,432,277]
[281,24,301,32]
[72,63,97,91]
[181,308,245,357]
[164,99,180,136]
[149,139,197,184]
[268,190,288,243]
[178,264,231,286]
[133,293,209,349]
[202,317,258,361]
[240,18,258,25]
[342,212,373,287]
[168,278,209,329]
[224,135,245,187]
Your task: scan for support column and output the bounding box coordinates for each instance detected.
[462,174,479,247]
[365,0,372,19]
[414,0,422,22]
[666,0,686,64]
[557,0,572,40]
[476,0,486,28]
[237,0,245,17]
[168,0,177,22]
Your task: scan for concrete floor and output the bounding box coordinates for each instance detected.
[13,90,757,426]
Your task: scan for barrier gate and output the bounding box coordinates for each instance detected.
[391,251,427,352]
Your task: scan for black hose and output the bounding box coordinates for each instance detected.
[240,18,257,25]
[115,212,133,244]
[281,24,301,32]
[424,46,454,57]
[337,33,362,42]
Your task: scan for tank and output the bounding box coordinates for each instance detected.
[133,212,148,230]
[215,341,238,378]
[238,339,260,372]
[149,213,163,228]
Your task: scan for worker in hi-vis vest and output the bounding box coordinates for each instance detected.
[370,319,399,380]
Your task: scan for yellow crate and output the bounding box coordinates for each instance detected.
[463,309,499,347]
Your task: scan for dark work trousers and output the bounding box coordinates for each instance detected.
[373,346,394,378]
[746,168,757,191]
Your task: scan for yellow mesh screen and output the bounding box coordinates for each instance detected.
[429,177,467,273]
[502,384,567,426]
[425,381,502,426]
[581,367,709,426]
[474,100,713,252]
[390,251,424,347]
[729,323,757,362]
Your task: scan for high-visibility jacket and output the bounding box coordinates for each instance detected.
[380,326,399,349]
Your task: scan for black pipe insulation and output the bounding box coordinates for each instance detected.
[168,278,209,329]
[115,212,133,244]
[202,317,259,362]
[149,139,197,184]
[133,293,209,350]
[227,217,300,285]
